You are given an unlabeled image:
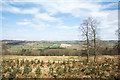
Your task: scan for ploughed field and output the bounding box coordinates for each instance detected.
[1,55,120,79]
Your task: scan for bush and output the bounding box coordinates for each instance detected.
[16,67,22,74]
[63,60,66,65]
[9,70,17,79]
[72,60,76,67]
[64,65,67,73]
[53,61,55,64]
[16,59,19,65]
[41,60,44,67]
[35,66,42,77]
[23,65,32,75]
[3,68,11,73]
[20,59,24,66]
[2,75,6,79]
[56,66,63,76]
[68,66,72,73]
[47,60,51,67]
[31,60,34,64]
[49,66,54,75]
[37,60,40,64]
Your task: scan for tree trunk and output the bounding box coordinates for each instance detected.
[93,30,97,62]
[86,26,90,63]
[87,45,90,62]
[94,54,96,62]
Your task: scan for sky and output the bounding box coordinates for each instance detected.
[1,0,118,41]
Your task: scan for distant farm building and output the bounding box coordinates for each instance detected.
[60,44,72,48]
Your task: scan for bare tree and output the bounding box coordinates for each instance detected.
[79,19,91,62]
[79,17,99,62]
[89,17,98,62]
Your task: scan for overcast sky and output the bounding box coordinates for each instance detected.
[1,0,118,41]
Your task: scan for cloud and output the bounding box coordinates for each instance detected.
[102,2,118,9]
[29,22,50,31]
[2,3,39,14]
[22,8,39,14]
[23,19,29,21]
[2,2,61,31]
[16,21,31,25]
[16,19,50,31]
[2,2,20,13]
[57,25,79,29]
[17,29,27,32]
[34,13,59,22]
[32,0,104,18]
[96,10,118,40]
[3,1,117,23]
[98,10,118,29]
[10,0,119,3]
[2,2,60,22]
[2,2,39,14]
[2,0,118,40]
[2,1,103,18]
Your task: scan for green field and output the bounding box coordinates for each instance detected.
[5,40,116,52]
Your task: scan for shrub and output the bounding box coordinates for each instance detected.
[16,59,19,65]
[9,70,17,79]
[72,60,76,67]
[2,75,6,79]
[63,60,66,65]
[7,68,11,72]
[35,66,42,77]
[58,60,59,64]
[56,66,63,76]
[37,60,40,64]
[91,67,96,74]
[3,68,11,73]
[53,61,55,64]
[47,60,51,67]
[77,67,81,75]
[67,60,70,65]
[41,60,44,67]
[31,60,34,64]
[16,67,22,74]
[68,66,72,73]
[25,60,30,67]
[20,59,24,66]
[7,61,11,66]
[23,65,32,75]
[49,66,54,75]
[64,65,67,73]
